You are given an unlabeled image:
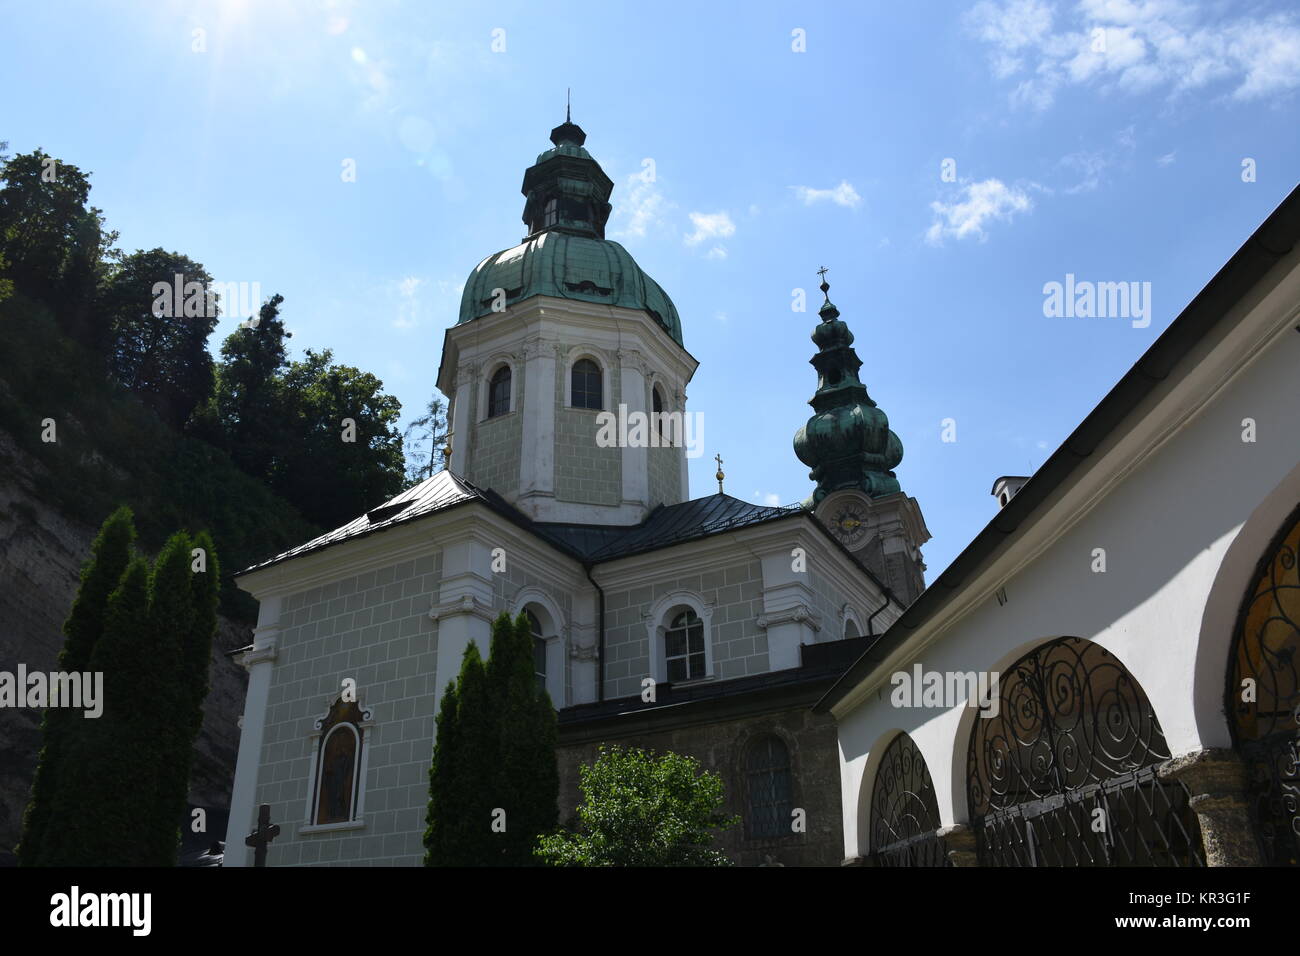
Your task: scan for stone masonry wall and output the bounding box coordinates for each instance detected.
[255,552,441,867]
[555,360,621,506]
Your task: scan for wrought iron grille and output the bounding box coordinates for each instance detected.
[746,735,794,840]
[870,733,950,867]
[1229,505,1300,865]
[968,637,1203,866]
[975,766,1204,866]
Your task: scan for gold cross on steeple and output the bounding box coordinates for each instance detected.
[714,453,725,495]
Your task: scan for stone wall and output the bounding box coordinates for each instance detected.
[466,363,523,496]
[558,702,846,866]
[554,360,621,506]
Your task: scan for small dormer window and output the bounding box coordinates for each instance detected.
[543,198,558,229]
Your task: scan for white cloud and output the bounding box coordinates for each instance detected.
[610,173,674,239]
[392,276,423,329]
[967,0,1300,110]
[684,211,736,245]
[706,246,728,260]
[763,493,781,506]
[1156,150,1177,165]
[792,180,862,208]
[927,178,1034,244]
[715,311,728,322]
[1058,125,1135,193]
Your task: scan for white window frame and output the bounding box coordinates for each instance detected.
[299,699,374,834]
[478,356,518,423]
[564,349,611,411]
[511,587,566,706]
[645,591,715,685]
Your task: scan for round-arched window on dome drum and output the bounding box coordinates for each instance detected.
[488,365,511,418]
[1228,504,1300,866]
[571,359,602,410]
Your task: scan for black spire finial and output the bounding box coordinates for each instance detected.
[817,265,830,300]
[550,92,586,147]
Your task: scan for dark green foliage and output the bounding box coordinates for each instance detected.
[41,556,151,866]
[143,533,196,864]
[99,248,218,430]
[0,296,319,622]
[0,148,115,353]
[18,506,135,866]
[423,678,460,864]
[536,746,739,866]
[425,613,559,866]
[270,348,406,529]
[198,293,292,475]
[29,513,223,866]
[487,612,558,864]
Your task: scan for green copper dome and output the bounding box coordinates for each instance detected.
[457,115,684,346]
[793,281,903,507]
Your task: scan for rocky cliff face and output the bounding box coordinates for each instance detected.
[0,430,249,865]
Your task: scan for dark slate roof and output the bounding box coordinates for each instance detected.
[235,470,491,576]
[559,637,869,730]
[237,482,803,577]
[533,494,802,562]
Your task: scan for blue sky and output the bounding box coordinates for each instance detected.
[3,0,1298,579]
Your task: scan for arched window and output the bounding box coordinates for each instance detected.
[526,609,547,693]
[745,735,793,839]
[487,365,511,418]
[309,698,369,826]
[571,358,602,410]
[664,609,706,682]
[844,618,861,638]
[968,637,1202,866]
[1228,504,1300,865]
[652,385,665,441]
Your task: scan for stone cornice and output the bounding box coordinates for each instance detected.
[757,604,822,633]
[428,593,498,624]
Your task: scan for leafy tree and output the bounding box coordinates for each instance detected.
[100,248,218,429]
[18,506,135,866]
[200,292,293,474]
[536,746,738,866]
[273,348,405,528]
[425,613,559,866]
[402,395,448,485]
[0,148,115,345]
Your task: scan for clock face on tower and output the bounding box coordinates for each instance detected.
[829,503,869,548]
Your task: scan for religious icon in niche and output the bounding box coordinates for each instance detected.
[311,698,368,825]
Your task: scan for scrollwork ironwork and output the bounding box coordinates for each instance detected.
[1229,504,1300,865]
[870,733,950,867]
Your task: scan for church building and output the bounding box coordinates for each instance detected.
[222,114,929,866]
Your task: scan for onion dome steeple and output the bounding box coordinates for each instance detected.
[793,270,903,507]
[456,110,683,345]
[520,102,613,240]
